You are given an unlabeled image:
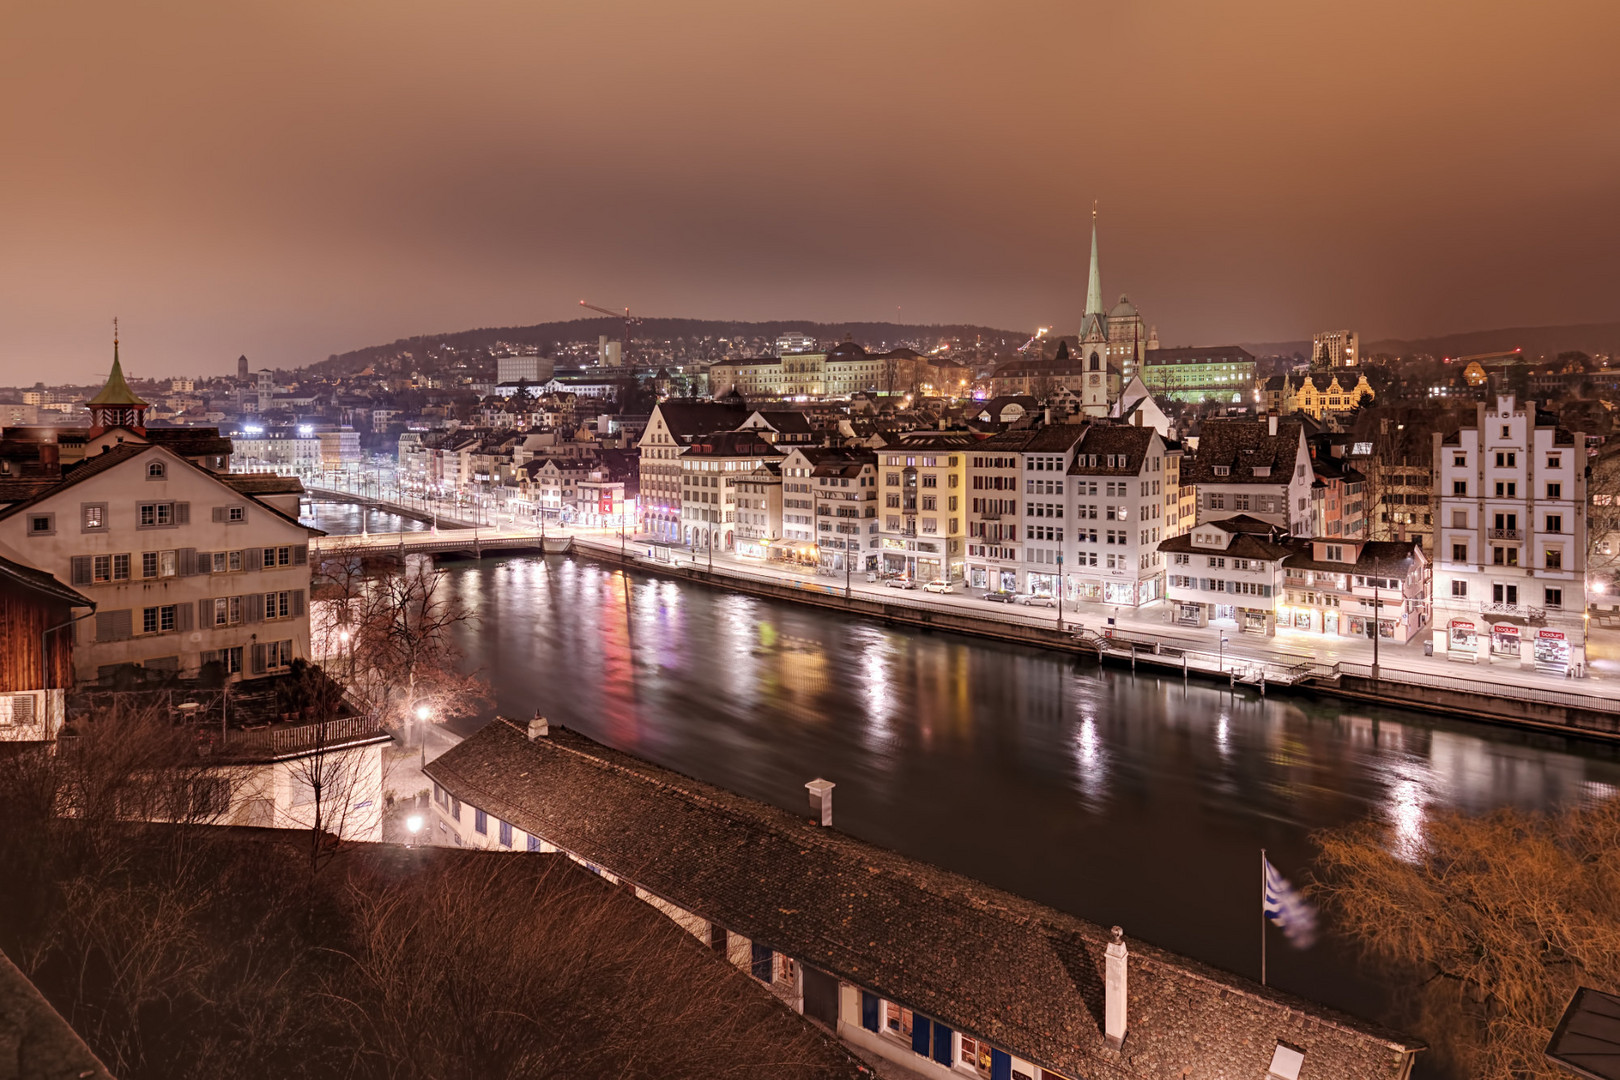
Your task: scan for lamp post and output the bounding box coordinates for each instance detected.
[1057,552,1065,631]
[1219,632,1229,678]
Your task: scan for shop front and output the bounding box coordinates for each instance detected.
[1027,572,1058,598]
[1103,580,1138,606]
[1239,607,1272,635]
[768,539,820,569]
[735,538,770,561]
[1446,619,1478,663]
[1534,628,1571,676]
[1174,601,1206,627]
[1490,622,1521,661]
[1066,575,1102,603]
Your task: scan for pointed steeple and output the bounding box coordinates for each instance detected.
[1085,202,1103,319]
[86,319,149,437]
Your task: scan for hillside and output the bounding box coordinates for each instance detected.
[313,317,1026,377]
[1362,322,1620,361]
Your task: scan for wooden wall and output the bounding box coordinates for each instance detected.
[0,585,75,693]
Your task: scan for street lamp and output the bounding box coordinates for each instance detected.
[1057,552,1065,631]
[1219,633,1229,677]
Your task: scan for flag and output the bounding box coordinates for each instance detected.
[1263,856,1318,949]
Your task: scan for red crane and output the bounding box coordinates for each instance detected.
[578,300,641,365]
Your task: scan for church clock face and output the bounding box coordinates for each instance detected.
[1090,374,1101,385]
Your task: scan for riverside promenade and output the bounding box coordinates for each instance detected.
[305,487,1620,741]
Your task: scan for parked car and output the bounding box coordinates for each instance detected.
[981,590,1017,603]
[886,577,918,590]
[1015,593,1058,608]
[922,579,955,594]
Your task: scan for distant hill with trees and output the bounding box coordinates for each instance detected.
[312,316,1025,377]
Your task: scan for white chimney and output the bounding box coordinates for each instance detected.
[528,713,549,740]
[1104,926,1128,1049]
[1267,413,1278,437]
[805,779,835,826]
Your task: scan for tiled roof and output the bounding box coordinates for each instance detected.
[1182,419,1304,485]
[426,721,1420,1080]
[681,430,784,458]
[1284,540,1423,575]
[652,401,751,441]
[1158,530,1296,562]
[222,473,305,496]
[1068,425,1156,475]
[884,431,981,451]
[0,553,93,608]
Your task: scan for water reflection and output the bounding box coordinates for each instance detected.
[312,509,1620,1029]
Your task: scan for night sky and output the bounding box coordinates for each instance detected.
[3,1,1618,380]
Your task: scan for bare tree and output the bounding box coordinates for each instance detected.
[312,542,488,741]
[1586,447,1620,589]
[1314,797,1620,1079]
[273,663,388,871]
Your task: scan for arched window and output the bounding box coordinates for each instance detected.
[147,461,166,479]
[1089,352,1101,372]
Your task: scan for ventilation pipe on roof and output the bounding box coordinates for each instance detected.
[1044,407,1052,426]
[1268,414,1278,437]
[1104,926,1128,1049]
[805,779,835,826]
[528,713,549,740]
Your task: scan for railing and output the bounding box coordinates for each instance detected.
[1329,662,1619,715]
[219,714,389,756]
[1478,602,1546,620]
[1488,528,1522,540]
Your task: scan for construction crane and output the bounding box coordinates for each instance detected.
[578,300,641,365]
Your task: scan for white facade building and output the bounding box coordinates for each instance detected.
[1064,425,1171,607]
[1432,395,1587,675]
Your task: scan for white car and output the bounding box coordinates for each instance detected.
[922,579,955,594]
[1015,593,1058,608]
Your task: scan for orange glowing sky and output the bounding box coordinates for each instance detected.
[3,1,1618,380]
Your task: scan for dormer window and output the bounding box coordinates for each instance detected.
[1213,465,1230,476]
[146,461,166,480]
[1252,466,1271,477]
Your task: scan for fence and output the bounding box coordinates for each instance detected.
[218,714,389,757]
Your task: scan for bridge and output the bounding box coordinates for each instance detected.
[309,527,574,559]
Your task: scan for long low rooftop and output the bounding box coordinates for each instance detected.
[425,719,1422,1080]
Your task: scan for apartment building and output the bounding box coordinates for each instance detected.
[1161,517,1292,634]
[1432,395,1587,675]
[0,443,318,683]
[732,463,783,561]
[965,429,1042,595]
[1065,425,1172,607]
[875,432,977,582]
[1277,538,1429,643]
[810,450,878,574]
[637,401,749,542]
[1184,416,1313,536]
[677,430,782,552]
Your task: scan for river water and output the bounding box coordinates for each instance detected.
[309,501,1620,1034]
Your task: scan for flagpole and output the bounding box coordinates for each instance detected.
[1260,848,1267,987]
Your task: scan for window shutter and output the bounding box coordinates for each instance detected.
[990,1049,1011,1080]
[251,643,267,675]
[911,1015,931,1057]
[176,602,194,632]
[244,546,263,571]
[245,593,264,623]
[71,556,93,585]
[932,1021,954,1065]
[199,599,213,627]
[178,548,197,576]
[292,544,308,566]
[860,992,880,1033]
[291,590,306,617]
[95,610,116,641]
[174,501,190,525]
[212,506,226,523]
[195,551,212,573]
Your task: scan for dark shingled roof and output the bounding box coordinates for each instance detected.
[0,553,93,609]
[650,401,751,442]
[1182,418,1305,485]
[681,429,783,458]
[1068,424,1157,475]
[222,473,306,497]
[425,721,1422,1080]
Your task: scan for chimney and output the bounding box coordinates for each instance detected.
[805,779,835,826]
[1104,926,1128,1049]
[1044,406,1052,426]
[1267,413,1278,437]
[527,713,549,740]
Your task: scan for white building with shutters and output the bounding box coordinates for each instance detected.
[0,442,319,684]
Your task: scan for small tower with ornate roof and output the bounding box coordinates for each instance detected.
[85,320,149,438]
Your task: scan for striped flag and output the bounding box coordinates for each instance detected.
[1263,856,1318,949]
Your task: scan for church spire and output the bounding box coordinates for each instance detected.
[86,317,149,437]
[1085,202,1102,319]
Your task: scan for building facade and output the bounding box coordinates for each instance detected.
[1064,425,1172,607]
[875,433,976,582]
[1141,346,1257,403]
[637,401,749,542]
[1185,417,1314,536]
[1431,396,1587,675]
[1312,329,1360,368]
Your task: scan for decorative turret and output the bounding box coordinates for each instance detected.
[86,321,148,438]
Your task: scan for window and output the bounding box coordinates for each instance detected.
[1453,454,1466,467]
[1546,514,1562,534]
[1547,482,1561,499]
[1208,494,1225,509]
[1547,455,1561,469]
[527,834,541,852]
[93,555,115,583]
[1452,510,1467,528]
[1452,543,1468,562]
[263,545,292,567]
[1545,548,1562,570]
[82,503,107,531]
[1495,451,1516,468]
[474,809,488,834]
[139,502,174,528]
[1450,580,1468,598]
[146,461,166,479]
[27,514,54,536]
[1453,481,1467,496]
[1326,545,1343,561]
[1495,482,1517,498]
[498,820,512,846]
[142,605,177,634]
[1545,587,1563,608]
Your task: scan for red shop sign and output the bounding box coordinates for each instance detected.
[1539,629,1566,641]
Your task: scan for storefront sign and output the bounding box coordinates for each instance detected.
[1538,629,1566,641]
[1493,624,1519,636]
[1449,619,1475,631]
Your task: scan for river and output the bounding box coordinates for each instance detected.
[308,501,1620,1036]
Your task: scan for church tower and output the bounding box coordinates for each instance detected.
[85,323,149,438]
[1079,207,1112,417]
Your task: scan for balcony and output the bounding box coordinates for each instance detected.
[1488,528,1522,540]
[1478,601,1546,622]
